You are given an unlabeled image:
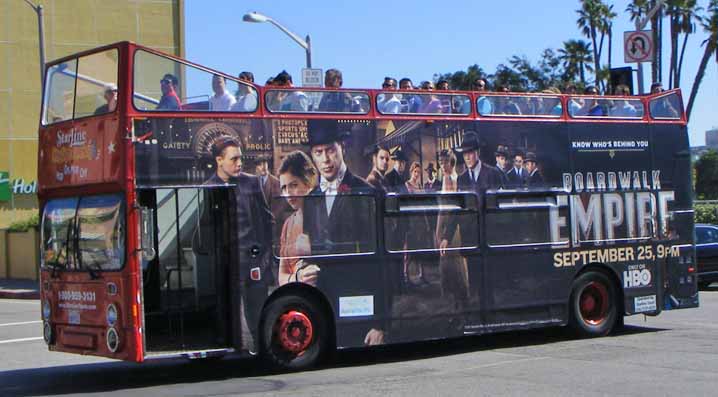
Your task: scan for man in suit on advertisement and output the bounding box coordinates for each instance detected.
[438,131,502,297]
[201,136,274,353]
[506,150,527,188]
[302,120,385,346]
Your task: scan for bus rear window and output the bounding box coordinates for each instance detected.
[477,95,563,117]
[649,92,682,119]
[568,96,645,119]
[376,92,470,115]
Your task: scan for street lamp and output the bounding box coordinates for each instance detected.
[22,0,46,91]
[242,11,312,68]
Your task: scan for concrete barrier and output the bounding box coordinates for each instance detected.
[7,229,39,281]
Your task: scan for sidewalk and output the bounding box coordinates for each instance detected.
[0,279,40,299]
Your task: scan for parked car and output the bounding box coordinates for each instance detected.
[695,224,718,288]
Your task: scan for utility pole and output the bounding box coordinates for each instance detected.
[635,0,665,94]
[23,1,46,91]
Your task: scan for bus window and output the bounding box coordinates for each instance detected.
[568,96,645,119]
[377,93,470,115]
[74,49,119,119]
[77,194,125,271]
[133,49,257,112]
[384,193,479,253]
[41,197,80,269]
[486,195,569,247]
[265,89,370,114]
[42,60,77,125]
[478,95,562,117]
[649,92,682,119]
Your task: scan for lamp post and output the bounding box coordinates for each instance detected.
[242,11,312,68]
[22,0,46,91]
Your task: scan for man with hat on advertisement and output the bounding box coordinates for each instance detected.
[424,163,440,192]
[438,130,502,297]
[524,152,544,186]
[493,144,510,186]
[302,120,385,346]
[385,148,408,192]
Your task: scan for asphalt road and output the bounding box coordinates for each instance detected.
[2,287,718,397]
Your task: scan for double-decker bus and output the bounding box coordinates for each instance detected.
[37,42,698,370]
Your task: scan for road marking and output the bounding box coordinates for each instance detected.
[0,320,42,327]
[0,337,43,345]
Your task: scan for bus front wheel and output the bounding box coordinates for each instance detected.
[261,294,327,370]
[569,271,617,337]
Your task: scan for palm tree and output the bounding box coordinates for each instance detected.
[676,0,702,88]
[577,0,605,87]
[558,39,594,85]
[602,3,618,91]
[686,0,718,121]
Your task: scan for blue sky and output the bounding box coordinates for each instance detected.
[185,0,717,146]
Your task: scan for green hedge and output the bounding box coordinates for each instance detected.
[7,214,40,232]
[695,203,718,225]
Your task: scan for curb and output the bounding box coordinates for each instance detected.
[0,290,40,300]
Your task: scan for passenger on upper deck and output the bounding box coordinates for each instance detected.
[436,80,450,90]
[377,77,401,114]
[94,84,117,115]
[564,83,583,116]
[649,82,680,118]
[317,69,359,112]
[399,78,422,113]
[419,81,443,113]
[581,86,605,116]
[156,73,181,110]
[609,84,638,117]
[272,71,308,112]
[231,71,258,112]
[209,74,236,111]
[494,85,521,115]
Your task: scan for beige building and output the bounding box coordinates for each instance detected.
[0,0,185,228]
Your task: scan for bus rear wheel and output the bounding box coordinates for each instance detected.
[261,294,327,371]
[569,271,617,337]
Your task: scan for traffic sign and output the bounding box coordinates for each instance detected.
[624,30,653,63]
[301,68,323,87]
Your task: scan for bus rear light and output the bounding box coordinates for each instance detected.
[43,321,53,345]
[106,304,118,326]
[688,266,695,273]
[107,327,120,353]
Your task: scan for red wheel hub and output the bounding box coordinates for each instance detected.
[275,310,314,353]
[579,281,609,326]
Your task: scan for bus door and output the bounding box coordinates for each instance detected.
[482,191,570,328]
[137,186,232,357]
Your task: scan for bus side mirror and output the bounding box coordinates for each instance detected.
[140,207,157,261]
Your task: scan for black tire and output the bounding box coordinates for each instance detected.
[260,294,328,371]
[569,271,618,337]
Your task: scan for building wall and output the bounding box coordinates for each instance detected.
[0,0,184,228]
[706,128,718,149]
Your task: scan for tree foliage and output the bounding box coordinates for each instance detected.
[695,149,718,199]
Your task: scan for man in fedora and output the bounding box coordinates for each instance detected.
[493,144,510,186]
[424,163,440,192]
[302,120,385,346]
[438,130,502,297]
[524,152,544,186]
[385,148,408,192]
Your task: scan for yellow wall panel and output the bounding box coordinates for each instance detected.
[51,0,97,46]
[0,138,10,171]
[0,92,10,138]
[137,2,178,48]
[0,43,9,90]
[10,91,42,139]
[9,140,39,182]
[7,43,42,93]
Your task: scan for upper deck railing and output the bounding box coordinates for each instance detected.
[39,42,686,127]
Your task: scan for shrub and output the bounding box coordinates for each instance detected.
[695,203,718,225]
[7,214,40,232]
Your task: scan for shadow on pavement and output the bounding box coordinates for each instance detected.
[0,324,667,396]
